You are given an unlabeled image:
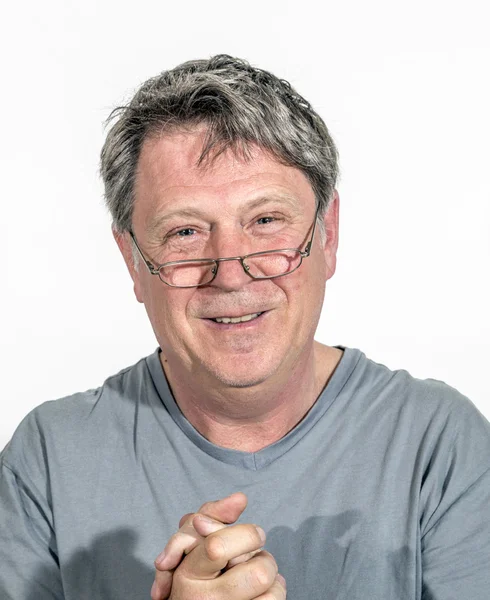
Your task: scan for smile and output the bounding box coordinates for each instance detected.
[211,312,263,324]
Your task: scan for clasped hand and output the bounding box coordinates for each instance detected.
[151,492,286,599]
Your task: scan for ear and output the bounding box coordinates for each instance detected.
[112,227,145,304]
[322,189,339,280]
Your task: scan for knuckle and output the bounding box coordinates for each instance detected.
[176,516,199,539]
[167,532,185,553]
[193,511,215,526]
[169,530,185,545]
[261,550,278,567]
[204,534,226,562]
[251,564,274,590]
[246,524,263,547]
[165,526,198,559]
[178,512,194,527]
[185,512,199,526]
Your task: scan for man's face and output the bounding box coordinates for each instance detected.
[116,129,339,389]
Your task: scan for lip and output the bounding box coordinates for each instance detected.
[202,310,270,330]
[204,309,269,320]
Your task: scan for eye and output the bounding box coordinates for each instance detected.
[175,228,196,237]
[256,216,276,225]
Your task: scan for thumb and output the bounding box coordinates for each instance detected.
[183,492,247,530]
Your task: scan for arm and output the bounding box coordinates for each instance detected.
[421,467,490,598]
[0,461,63,599]
[420,395,490,598]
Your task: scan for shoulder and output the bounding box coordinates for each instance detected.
[356,348,485,420]
[356,349,490,466]
[1,351,156,476]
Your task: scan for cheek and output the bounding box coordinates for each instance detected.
[294,252,325,294]
[283,259,326,318]
[143,282,190,338]
[280,271,315,310]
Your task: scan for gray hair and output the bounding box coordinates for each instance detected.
[100,54,339,257]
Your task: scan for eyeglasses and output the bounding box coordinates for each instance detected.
[129,206,320,288]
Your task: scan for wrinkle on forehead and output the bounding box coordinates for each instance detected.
[137,128,300,190]
[145,122,280,172]
[133,129,316,234]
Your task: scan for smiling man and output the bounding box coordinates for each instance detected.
[118,127,342,454]
[1,55,489,600]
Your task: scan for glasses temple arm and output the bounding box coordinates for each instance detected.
[129,231,159,274]
[303,205,321,256]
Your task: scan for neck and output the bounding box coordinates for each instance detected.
[160,342,343,452]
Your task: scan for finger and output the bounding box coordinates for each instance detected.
[253,574,287,600]
[156,493,248,572]
[156,513,231,571]
[197,550,278,600]
[178,492,246,529]
[192,514,262,572]
[155,519,204,570]
[178,512,194,529]
[181,523,266,578]
[225,548,263,569]
[192,514,230,538]
[150,569,173,600]
[197,492,248,525]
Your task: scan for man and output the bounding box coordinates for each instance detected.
[1,55,489,600]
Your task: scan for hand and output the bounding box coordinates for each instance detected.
[165,521,285,599]
[152,493,262,599]
[151,493,286,599]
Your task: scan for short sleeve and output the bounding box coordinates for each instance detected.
[0,461,64,599]
[1,410,66,600]
[420,392,490,599]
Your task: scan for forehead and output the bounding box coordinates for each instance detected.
[133,128,316,225]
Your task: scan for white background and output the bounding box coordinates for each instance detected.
[2,0,489,449]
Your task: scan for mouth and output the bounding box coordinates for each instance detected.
[203,311,269,329]
[210,312,263,324]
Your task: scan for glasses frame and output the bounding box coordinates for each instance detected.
[128,205,321,288]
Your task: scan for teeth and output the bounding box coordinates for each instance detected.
[214,312,261,324]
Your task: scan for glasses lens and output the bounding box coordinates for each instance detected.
[159,260,216,287]
[244,250,302,279]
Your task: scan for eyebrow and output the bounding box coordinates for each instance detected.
[147,208,205,236]
[146,193,302,236]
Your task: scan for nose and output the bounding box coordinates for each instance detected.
[210,256,253,291]
[207,228,254,291]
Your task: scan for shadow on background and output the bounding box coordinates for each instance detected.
[26,513,414,599]
[267,512,414,600]
[28,528,154,599]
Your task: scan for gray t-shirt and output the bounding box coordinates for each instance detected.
[1,345,489,599]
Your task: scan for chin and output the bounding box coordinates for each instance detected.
[203,356,280,389]
[211,373,270,389]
